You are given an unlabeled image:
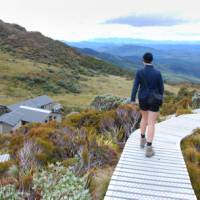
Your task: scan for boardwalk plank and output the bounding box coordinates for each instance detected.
[104,113,199,200]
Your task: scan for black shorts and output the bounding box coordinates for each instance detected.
[139,98,160,112]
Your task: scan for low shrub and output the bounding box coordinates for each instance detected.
[181,129,200,200]
[161,88,194,116]
[176,108,192,116]
[64,104,140,144]
[64,110,103,129]
[32,162,91,200]
[0,184,24,200]
[89,167,114,200]
[42,82,61,94]
[192,92,200,109]
[0,134,11,153]
[90,94,129,111]
[15,74,81,94]
[2,104,140,199]
[0,161,14,176]
[160,101,177,116]
[57,80,80,93]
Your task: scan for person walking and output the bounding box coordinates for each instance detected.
[130,52,164,157]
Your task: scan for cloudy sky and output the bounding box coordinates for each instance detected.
[0,0,200,41]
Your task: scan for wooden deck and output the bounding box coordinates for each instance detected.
[104,113,200,200]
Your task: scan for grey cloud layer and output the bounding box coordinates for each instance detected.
[104,15,188,27]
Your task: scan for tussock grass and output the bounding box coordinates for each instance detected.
[89,166,115,200]
[181,129,200,200]
[0,50,199,110]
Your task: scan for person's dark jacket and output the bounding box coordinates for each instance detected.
[130,65,164,102]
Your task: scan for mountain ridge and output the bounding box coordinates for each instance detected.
[0,19,132,77]
[0,19,133,102]
[69,40,200,83]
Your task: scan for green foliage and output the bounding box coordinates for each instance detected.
[0,19,133,98]
[36,138,55,154]
[15,73,81,94]
[79,56,132,78]
[192,92,200,109]
[0,104,139,200]
[64,110,103,129]
[177,87,190,100]
[7,165,19,179]
[42,82,61,94]
[0,163,91,200]
[9,134,24,156]
[90,94,129,111]
[160,101,177,116]
[160,87,194,116]
[0,134,11,153]
[15,75,46,84]
[57,80,80,93]
[1,45,16,53]
[6,120,120,176]
[32,162,91,200]
[160,90,177,116]
[0,161,14,176]
[64,104,140,144]
[62,158,78,168]
[0,184,23,200]
[1,102,140,199]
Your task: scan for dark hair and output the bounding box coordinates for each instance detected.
[143,52,153,63]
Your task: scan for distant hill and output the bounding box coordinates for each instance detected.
[0,20,132,77]
[68,37,200,46]
[76,47,134,69]
[0,20,80,65]
[69,39,200,84]
[0,20,134,99]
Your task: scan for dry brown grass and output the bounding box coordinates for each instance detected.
[89,166,115,200]
[1,51,199,109]
[181,129,200,200]
[53,75,197,109]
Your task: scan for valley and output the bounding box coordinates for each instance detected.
[69,38,200,84]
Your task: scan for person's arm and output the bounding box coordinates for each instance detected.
[130,71,140,102]
[158,72,164,95]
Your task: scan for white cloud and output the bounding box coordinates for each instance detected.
[0,0,200,41]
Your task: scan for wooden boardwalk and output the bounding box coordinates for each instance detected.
[104,113,200,200]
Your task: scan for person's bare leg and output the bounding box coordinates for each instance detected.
[145,111,158,157]
[140,110,148,148]
[147,111,159,143]
[140,110,148,135]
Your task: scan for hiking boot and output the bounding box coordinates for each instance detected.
[145,146,155,157]
[140,137,146,148]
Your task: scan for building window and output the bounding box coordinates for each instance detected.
[53,116,56,120]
